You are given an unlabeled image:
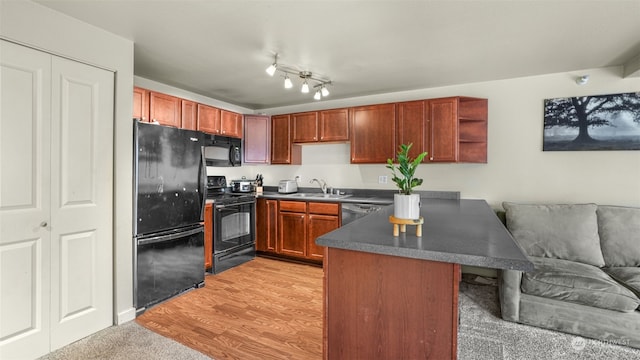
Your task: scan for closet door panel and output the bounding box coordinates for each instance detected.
[0,40,52,360]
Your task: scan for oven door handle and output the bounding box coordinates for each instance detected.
[215,200,256,209]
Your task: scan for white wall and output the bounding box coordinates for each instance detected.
[220,66,640,209]
[1,0,136,324]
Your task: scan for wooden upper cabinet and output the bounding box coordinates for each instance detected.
[292,109,349,143]
[350,103,397,163]
[149,91,181,128]
[292,111,319,143]
[457,97,488,163]
[319,108,349,142]
[396,100,427,160]
[271,114,301,165]
[220,109,243,138]
[181,100,197,131]
[197,103,221,135]
[244,115,270,164]
[133,87,149,121]
[428,98,458,162]
[426,97,488,163]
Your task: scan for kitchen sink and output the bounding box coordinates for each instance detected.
[286,193,352,200]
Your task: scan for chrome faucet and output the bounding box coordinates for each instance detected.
[310,178,328,194]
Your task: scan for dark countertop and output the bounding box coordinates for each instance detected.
[258,188,459,205]
[316,198,534,271]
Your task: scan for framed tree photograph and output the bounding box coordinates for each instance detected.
[543,92,640,151]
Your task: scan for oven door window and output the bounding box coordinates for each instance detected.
[214,202,255,253]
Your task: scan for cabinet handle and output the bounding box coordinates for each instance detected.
[40,221,48,227]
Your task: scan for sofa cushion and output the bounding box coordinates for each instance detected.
[604,267,640,299]
[521,257,640,312]
[503,202,605,267]
[597,205,640,267]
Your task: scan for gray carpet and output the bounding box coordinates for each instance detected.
[457,280,640,360]
[40,281,640,360]
[38,321,209,360]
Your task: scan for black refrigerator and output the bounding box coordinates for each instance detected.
[133,120,206,313]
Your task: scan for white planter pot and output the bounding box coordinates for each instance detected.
[393,193,421,220]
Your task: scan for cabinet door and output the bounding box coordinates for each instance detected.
[244,115,270,164]
[204,204,213,270]
[428,98,458,162]
[149,91,181,127]
[319,108,349,142]
[181,100,197,131]
[256,198,278,253]
[292,111,319,143]
[271,114,301,164]
[350,104,396,163]
[397,100,426,157]
[308,214,339,260]
[278,211,306,258]
[133,87,149,121]
[220,109,242,138]
[197,103,221,135]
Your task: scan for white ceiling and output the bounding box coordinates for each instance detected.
[35,0,640,110]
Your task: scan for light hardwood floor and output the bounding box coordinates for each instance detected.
[136,257,323,360]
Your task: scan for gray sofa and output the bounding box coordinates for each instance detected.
[499,203,640,349]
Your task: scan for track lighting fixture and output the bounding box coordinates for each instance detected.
[265,53,332,100]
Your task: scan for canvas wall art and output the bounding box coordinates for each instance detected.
[543,91,640,151]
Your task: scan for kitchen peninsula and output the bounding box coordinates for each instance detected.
[317,198,533,360]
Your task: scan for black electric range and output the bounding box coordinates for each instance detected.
[206,175,256,274]
[206,175,256,204]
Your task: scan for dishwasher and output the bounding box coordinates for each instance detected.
[341,203,383,225]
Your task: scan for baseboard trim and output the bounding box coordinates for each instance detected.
[116,307,136,324]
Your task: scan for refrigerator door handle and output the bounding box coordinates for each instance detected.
[137,226,203,246]
[199,145,207,221]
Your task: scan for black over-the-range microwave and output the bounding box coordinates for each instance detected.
[203,133,241,167]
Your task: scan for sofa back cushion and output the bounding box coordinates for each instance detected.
[503,203,605,267]
[597,205,640,267]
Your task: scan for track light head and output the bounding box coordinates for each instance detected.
[301,80,309,93]
[284,75,293,89]
[265,54,278,76]
[321,86,330,97]
[314,90,321,100]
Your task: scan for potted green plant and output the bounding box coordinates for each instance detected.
[386,143,428,219]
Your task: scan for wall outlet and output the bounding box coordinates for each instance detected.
[378,175,388,184]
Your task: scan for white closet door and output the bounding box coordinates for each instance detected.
[0,40,114,359]
[0,40,52,360]
[49,55,114,351]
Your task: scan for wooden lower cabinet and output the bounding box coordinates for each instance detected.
[324,247,461,360]
[279,210,307,257]
[204,203,213,271]
[258,199,339,262]
[256,198,278,252]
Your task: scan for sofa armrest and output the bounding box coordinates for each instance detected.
[499,269,523,322]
